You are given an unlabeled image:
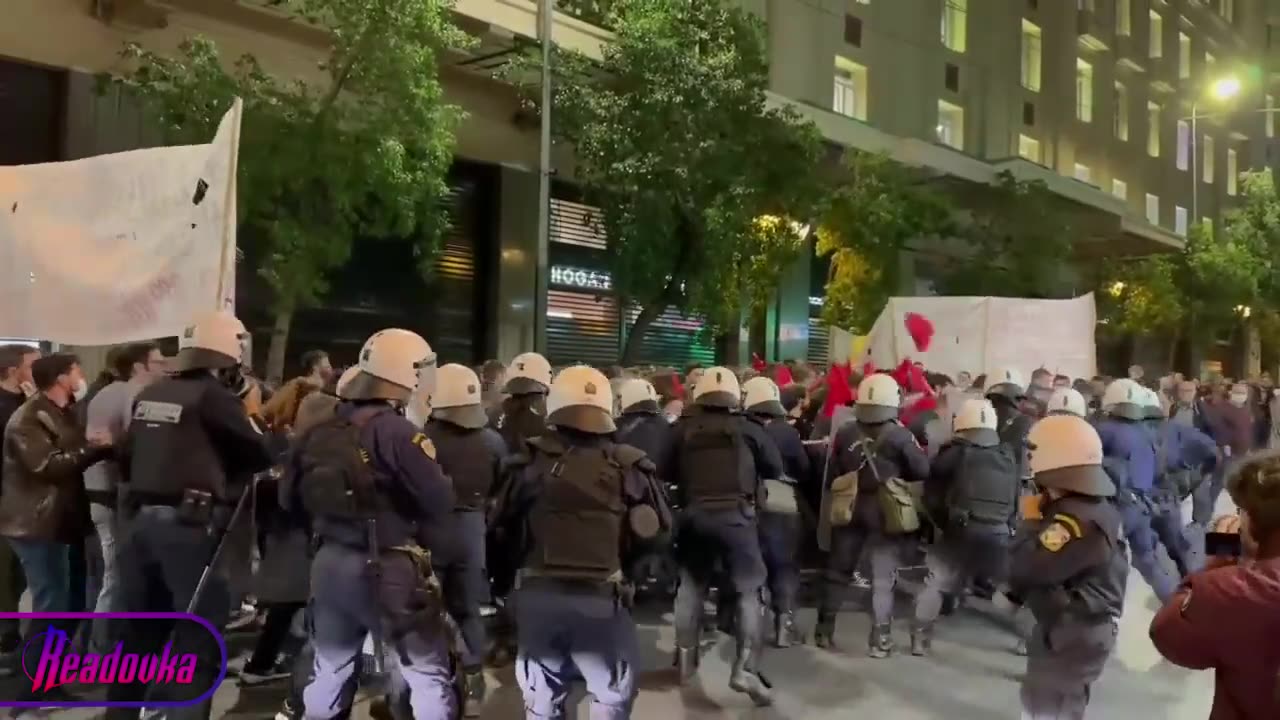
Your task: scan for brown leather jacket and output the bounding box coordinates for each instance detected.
[0,394,102,543]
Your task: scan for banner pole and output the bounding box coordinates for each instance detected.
[215,98,243,312]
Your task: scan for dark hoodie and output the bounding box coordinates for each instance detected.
[1151,557,1280,719]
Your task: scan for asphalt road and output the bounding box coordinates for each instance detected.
[5,494,1226,719]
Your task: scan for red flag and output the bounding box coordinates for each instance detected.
[751,353,766,372]
[775,366,794,386]
[671,374,685,400]
[822,362,855,418]
[904,312,934,353]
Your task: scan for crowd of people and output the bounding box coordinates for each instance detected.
[0,316,1277,720]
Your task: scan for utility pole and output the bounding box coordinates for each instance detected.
[534,0,553,354]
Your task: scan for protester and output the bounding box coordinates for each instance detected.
[0,343,39,657]
[1150,451,1280,719]
[0,354,111,618]
[262,349,333,433]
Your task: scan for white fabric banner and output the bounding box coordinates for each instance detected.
[864,294,1097,381]
[0,101,241,345]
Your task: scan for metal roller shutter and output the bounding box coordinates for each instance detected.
[625,306,716,368]
[807,318,830,366]
[546,290,620,367]
[429,183,479,364]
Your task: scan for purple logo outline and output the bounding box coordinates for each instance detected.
[0,612,228,708]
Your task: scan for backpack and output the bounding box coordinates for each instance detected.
[296,416,380,520]
[946,443,1019,527]
[679,416,751,506]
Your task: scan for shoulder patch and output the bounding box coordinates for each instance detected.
[1039,522,1073,553]
[411,432,436,460]
[1051,513,1084,538]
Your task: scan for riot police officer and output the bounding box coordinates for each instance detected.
[489,365,671,720]
[614,377,676,480]
[742,376,810,648]
[1047,387,1088,418]
[1096,378,1179,602]
[490,351,552,454]
[1010,414,1128,719]
[816,373,929,657]
[424,363,507,717]
[1140,387,1215,579]
[108,310,274,718]
[986,367,1034,480]
[912,398,1019,655]
[671,367,782,705]
[288,328,458,720]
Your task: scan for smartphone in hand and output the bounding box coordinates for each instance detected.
[1205,531,1242,558]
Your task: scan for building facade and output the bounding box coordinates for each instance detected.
[2,0,1276,374]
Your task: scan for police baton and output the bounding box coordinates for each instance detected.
[186,481,253,616]
[366,517,388,677]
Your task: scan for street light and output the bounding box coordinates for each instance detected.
[1191,74,1241,221]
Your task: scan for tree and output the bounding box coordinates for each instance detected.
[934,172,1075,298]
[815,152,956,333]
[109,0,470,381]
[530,0,826,364]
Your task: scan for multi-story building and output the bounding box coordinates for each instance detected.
[1,0,1273,374]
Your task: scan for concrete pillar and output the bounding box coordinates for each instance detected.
[495,165,541,362]
[1246,323,1262,378]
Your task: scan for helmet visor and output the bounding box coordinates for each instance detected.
[237,332,252,368]
[415,353,439,398]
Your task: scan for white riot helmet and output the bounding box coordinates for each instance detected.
[503,352,552,395]
[1026,415,1116,497]
[342,329,437,403]
[430,364,487,429]
[1141,387,1165,421]
[742,376,785,418]
[1101,378,1145,421]
[174,310,250,372]
[855,374,901,423]
[985,367,1027,402]
[1047,387,1088,418]
[546,365,616,434]
[692,366,741,409]
[334,366,361,397]
[616,378,660,415]
[953,398,999,447]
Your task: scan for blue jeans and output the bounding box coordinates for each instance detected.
[6,537,71,614]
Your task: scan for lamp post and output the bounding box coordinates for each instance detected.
[534,0,554,353]
[1189,75,1241,221]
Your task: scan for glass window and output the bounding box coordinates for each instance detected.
[942,0,967,53]
[1021,21,1042,92]
[1175,206,1188,236]
[937,100,965,150]
[1203,135,1214,184]
[1114,82,1129,140]
[1268,95,1275,138]
[1147,102,1161,157]
[833,57,868,121]
[1149,11,1163,58]
[1206,51,1215,71]
[1228,148,1238,195]
[1223,0,1235,23]
[1176,120,1190,170]
[1146,193,1160,226]
[1076,59,1093,123]
[1179,33,1191,79]
[1112,178,1128,199]
[1117,0,1131,35]
[1018,134,1041,162]
[1074,163,1092,184]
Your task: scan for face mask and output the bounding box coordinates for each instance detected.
[73,378,89,401]
[1230,394,1248,406]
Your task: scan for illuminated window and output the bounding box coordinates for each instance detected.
[1203,135,1214,184]
[1267,95,1275,138]
[1176,120,1190,170]
[942,0,967,53]
[1146,193,1160,225]
[1147,101,1161,157]
[1179,33,1191,79]
[1112,178,1128,199]
[1117,0,1131,35]
[1021,21,1042,92]
[1114,82,1129,140]
[1018,134,1041,162]
[1227,148,1238,195]
[833,57,868,121]
[1076,58,1094,123]
[937,100,965,150]
[1175,206,1188,236]
[1149,11,1163,58]
[1074,163,1092,185]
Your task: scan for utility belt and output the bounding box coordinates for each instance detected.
[129,489,233,527]
[516,569,633,608]
[686,494,755,513]
[376,542,448,640]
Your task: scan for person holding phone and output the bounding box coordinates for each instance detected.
[1149,451,1280,719]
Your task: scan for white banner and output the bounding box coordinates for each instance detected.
[865,294,1097,382]
[0,100,241,345]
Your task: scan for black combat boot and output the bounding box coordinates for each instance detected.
[868,623,894,659]
[813,611,837,649]
[728,640,773,707]
[462,669,486,717]
[675,646,699,685]
[773,612,804,648]
[910,621,933,657]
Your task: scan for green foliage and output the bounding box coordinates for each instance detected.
[108,0,471,315]
[815,152,955,333]
[936,172,1075,298]
[527,0,825,337]
[1098,255,1186,336]
[557,0,612,26]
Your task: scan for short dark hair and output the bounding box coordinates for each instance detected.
[0,344,39,378]
[300,350,328,375]
[480,359,505,384]
[32,353,80,391]
[113,342,160,380]
[1227,452,1280,541]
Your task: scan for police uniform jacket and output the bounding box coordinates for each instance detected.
[286,402,454,552]
[669,409,783,509]
[760,417,811,485]
[0,394,106,542]
[824,420,930,533]
[424,419,507,512]
[615,411,676,482]
[1009,494,1128,626]
[1096,418,1157,496]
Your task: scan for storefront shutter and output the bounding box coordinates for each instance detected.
[546,290,620,367]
